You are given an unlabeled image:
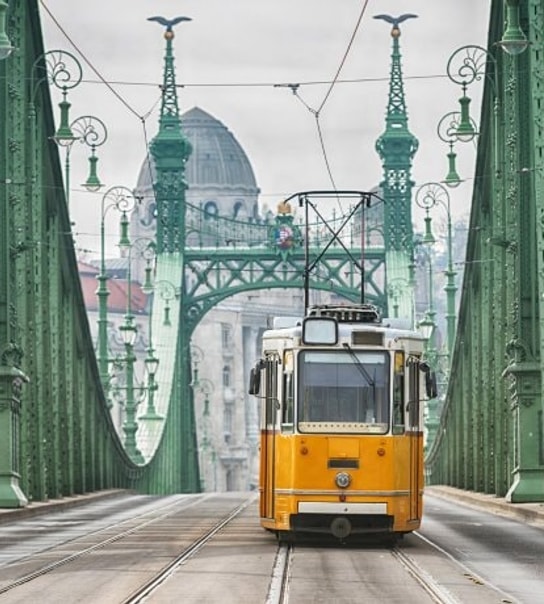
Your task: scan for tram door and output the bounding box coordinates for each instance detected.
[261,355,279,520]
[407,360,422,521]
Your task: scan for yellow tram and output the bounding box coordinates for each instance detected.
[249,303,436,542]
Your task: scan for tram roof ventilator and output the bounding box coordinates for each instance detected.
[307,304,381,324]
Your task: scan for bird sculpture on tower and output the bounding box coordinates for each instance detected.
[373,13,418,37]
[148,16,192,39]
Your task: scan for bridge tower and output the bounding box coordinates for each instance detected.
[375,14,419,321]
[145,16,200,492]
[148,16,193,255]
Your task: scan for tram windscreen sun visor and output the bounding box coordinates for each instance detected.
[302,317,338,345]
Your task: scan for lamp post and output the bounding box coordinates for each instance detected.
[153,280,180,327]
[195,376,214,491]
[54,115,107,206]
[30,50,106,207]
[418,309,439,449]
[96,186,138,393]
[116,234,156,462]
[436,112,465,188]
[386,278,409,319]
[139,346,160,420]
[138,279,180,421]
[412,235,439,450]
[29,51,82,196]
[445,45,487,142]
[118,316,144,464]
[415,182,457,360]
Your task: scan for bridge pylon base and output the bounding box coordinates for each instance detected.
[0,475,28,508]
[0,365,28,508]
[506,469,544,503]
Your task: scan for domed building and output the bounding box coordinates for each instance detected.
[131,106,262,250]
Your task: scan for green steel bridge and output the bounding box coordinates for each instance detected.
[1,0,543,507]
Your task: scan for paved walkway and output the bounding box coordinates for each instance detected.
[426,485,544,527]
[1,486,544,527]
[0,489,132,524]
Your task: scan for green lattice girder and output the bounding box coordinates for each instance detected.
[426,0,544,502]
[183,247,386,334]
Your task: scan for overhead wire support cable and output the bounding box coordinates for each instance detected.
[276,1,370,196]
[317,0,370,115]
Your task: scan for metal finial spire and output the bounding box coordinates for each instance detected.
[375,11,419,257]
[373,13,418,37]
[148,14,192,254]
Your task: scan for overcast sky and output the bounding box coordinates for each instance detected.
[39,0,491,257]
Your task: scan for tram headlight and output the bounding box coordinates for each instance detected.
[335,472,351,489]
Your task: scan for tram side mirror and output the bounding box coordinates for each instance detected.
[419,362,438,399]
[248,362,263,395]
[425,371,438,399]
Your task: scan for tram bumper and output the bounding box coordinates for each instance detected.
[292,502,393,538]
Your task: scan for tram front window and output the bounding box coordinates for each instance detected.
[297,350,389,434]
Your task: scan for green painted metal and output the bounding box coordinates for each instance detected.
[0,0,144,506]
[149,18,192,257]
[146,17,200,493]
[183,200,386,336]
[0,3,387,504]
[7,0,544,507]
[374,15,419,321]
[426,0,544,502]
[374,15,419,249]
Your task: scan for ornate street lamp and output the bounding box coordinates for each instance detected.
[417,307,440,449]
[153,280,180,327]
[443,44,502,183]
[118,315,144,463]
[116,235,157,454]
[96,186,138,392]
[386,278,409,320]
[446,45,487,142]
[415,182,457,360]
[417,311,436,345]
[194,376,214,491]
[436,112,471,188]
[139,347,161,420]
[498,0,528,56]
[40,50,83,145]
[0,0,13,60]
[29,51,82,187]
[411,236,436,354]
[54,115,107,205]
[29,50,106,206]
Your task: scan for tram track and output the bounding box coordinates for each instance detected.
[122,497,255,604]
[0,494,214,594]
[391,546,460,604]
[0,496,528,603]
[265,544,292,604]
[0,494,254,600]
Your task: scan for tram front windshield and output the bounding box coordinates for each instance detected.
[297,350,390,434]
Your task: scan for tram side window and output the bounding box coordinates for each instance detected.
[264,357,279,428]
[392,352,405,435]
[281,371,294,431]
[407,359,420,429]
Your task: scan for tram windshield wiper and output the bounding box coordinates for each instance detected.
[342,343,375,387]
